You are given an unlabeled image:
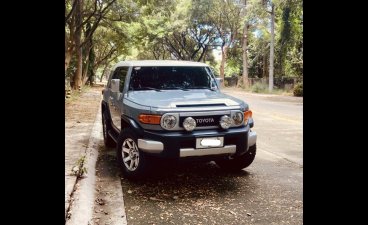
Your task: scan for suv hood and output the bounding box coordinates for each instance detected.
[126,90,244,109]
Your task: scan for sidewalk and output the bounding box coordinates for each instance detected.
[65,86,104,221]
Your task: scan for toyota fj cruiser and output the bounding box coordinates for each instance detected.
[101,60,257,179]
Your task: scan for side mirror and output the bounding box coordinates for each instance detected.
[111,79,120,93]
[215,78,222,89]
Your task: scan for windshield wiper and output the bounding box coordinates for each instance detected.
[188,86,216,91]
[162,87,189,91]
[134,86,162,92]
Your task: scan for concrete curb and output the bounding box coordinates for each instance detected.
[66,105,128,225]
[66,107,101,225]
[65,174,77,219]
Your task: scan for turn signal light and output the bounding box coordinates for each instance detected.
[138,114,161,124]
[244,110,252,124]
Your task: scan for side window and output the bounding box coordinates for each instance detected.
[111,67,129,92]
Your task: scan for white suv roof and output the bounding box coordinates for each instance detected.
[112,60,209,70]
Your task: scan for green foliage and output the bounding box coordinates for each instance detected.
[71,156,88,178]
[251,82,268,93]
[226,46,242,77]
[293,82,303,96]
[65,0,303,89]
[276,0,303,77]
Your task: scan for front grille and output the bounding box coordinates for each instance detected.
[179,115,222,127]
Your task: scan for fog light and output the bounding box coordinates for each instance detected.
[219,115,233,129]
[183,117,196,131]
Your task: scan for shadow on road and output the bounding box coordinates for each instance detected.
[100,145,253,200]
[121,158,253,200]
[97,146,302,225]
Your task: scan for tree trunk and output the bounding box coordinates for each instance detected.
[65,49,73,72]
[82,56,90,85]
[269,3,275,92]
[262,54,267,78]
[82,48,92,85]
[73,0,83,90]
[65,12,75,72]
[100,63,109,82]
[87,47,96,85]
[236,75,242,88]
[82,22,94,85]
[242,22,249,89]
[82,51,90,84]
[219,45,228,88]
[82,57,89,84]
[74,47,83,90]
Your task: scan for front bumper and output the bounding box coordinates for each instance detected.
[137,126,257,158]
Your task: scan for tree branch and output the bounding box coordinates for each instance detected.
[197,45,207,62]
[65,0,77,24]
[75,0,98,33]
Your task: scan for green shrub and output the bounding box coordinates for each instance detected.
[293,82,303,96]
[251,82,268,93]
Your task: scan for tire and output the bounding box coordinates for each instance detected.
[116,128,150,179]
[215,144,256,172]
[102,111,115,148]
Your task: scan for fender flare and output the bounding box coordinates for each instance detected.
[121,115,144,136]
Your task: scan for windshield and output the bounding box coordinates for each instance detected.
[129,66,216,91]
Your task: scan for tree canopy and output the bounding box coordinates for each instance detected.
[65,0,303,90]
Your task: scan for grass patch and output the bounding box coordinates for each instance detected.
[239,82,293,95]
[293,82,303,96]
[251,82,268,93]
[71,155,88,178]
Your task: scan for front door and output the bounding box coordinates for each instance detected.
[108,66,129,131]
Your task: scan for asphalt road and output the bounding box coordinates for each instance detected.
[222,88,303,167]
[95,89,303,225]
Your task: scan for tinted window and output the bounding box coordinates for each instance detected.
[129,66,215,90]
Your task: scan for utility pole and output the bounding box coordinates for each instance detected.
[269,1,275,92]
[242,0,249,89]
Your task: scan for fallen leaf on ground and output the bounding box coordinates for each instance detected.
[95,198,105,205]
[150,197,164,202]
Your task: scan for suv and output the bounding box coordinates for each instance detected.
[101,60,257,179]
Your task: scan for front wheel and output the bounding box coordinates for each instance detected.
[215,144,256,172]
[116,128,149,179]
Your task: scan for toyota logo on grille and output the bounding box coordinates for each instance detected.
[196,118,215,124]
[180,116,219,127]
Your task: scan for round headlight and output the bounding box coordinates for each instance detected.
[161,114,177,130]
[219,115,233,129]
[232,111,244,126]
[183,117,196,131]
